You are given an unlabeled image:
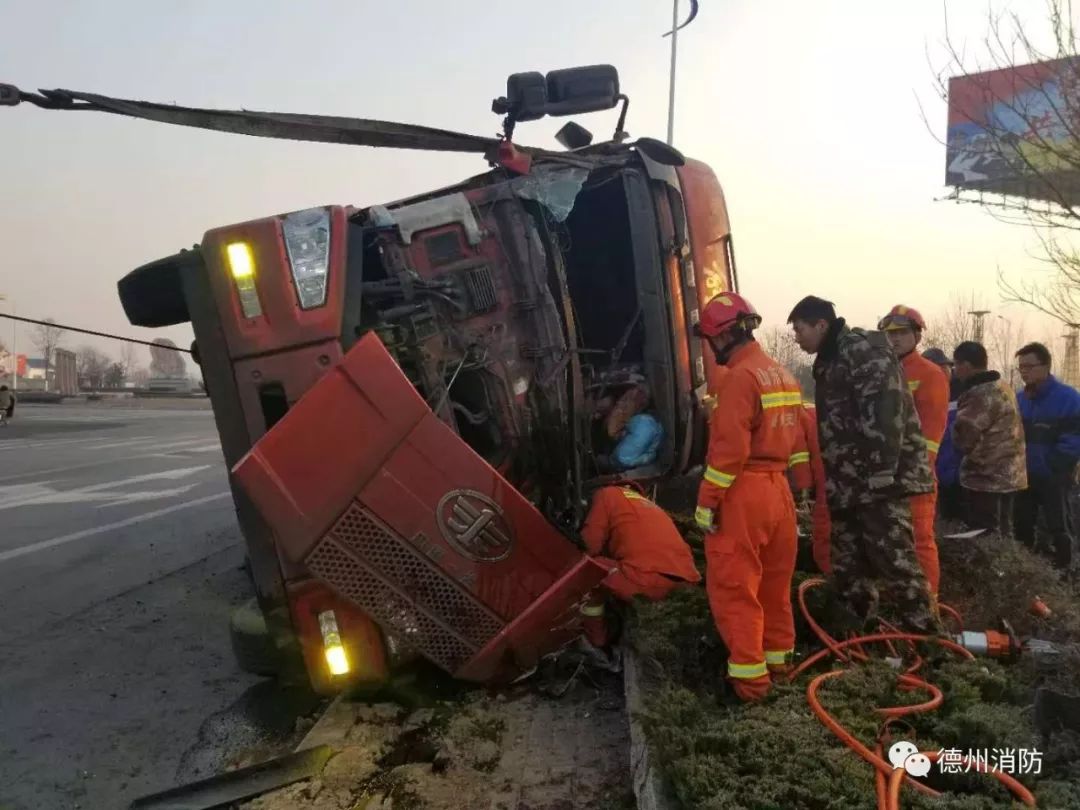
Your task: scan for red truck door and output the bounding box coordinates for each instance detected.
[232,333,610,683]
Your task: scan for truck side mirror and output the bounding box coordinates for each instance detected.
[543,65,620,116]
[495,71,548,122]
[493,65,621,127]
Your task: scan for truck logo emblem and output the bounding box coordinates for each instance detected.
[436,489,513,562]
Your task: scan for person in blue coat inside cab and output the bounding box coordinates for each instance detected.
[922,348,963,520]
[1014,342,1080,574]
[591,383,665,471]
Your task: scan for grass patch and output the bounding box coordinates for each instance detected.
[632,524,1080,809]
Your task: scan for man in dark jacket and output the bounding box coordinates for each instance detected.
[788,296,939,633]
[951,341,1027,538]
[922,348,963,519]
[1014,342,1080,572]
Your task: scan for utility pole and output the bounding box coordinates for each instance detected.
[1063,324,1080,389]
[663,0,699,146]
[666,0,679,145]
[969,310,990,344]
[0,294,14,392]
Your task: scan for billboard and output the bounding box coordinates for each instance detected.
[0,351,26,377]
[946,57,1080,204]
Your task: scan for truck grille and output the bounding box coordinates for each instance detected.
[304,502,504,673]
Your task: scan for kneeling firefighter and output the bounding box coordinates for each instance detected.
[578,484,701,646]
[694,293,805,702]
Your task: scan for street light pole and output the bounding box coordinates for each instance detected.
[0,294,14,392]
[667,0,679,145]
[663,0,699,147]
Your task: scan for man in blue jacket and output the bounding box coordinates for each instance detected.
[1015,342,1080,572]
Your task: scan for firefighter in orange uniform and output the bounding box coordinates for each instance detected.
[878,305,949,596]
[791,401,832,574]
[577,485,701,645]
[694,293,805,702]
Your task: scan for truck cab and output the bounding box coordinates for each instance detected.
[112,72,737,693]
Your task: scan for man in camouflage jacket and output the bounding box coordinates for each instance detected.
[788,296,939,634]
[951,341,1027,538]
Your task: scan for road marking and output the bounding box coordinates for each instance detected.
[0,433,210,452]
[0,441,222,484]
[0,466,211,510]
[155,443,223,455]
[95,483,200,508]
[80,437,162,450]
[0,491,232,564]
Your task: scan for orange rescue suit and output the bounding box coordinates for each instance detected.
[695,341,803,702]
[581,486,701,601]
[790,403,832,574]
[901,351,949,595]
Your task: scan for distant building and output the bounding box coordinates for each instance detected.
[25,358,47,381]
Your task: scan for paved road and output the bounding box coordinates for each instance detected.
[0,403,284,810]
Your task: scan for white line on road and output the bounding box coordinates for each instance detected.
[0,491,232,564]
[0,434,210,453]
[0,466,211,510]
[0,435,154,452]
[0,443,224,484]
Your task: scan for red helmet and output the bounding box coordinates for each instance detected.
[878,304,926,332]
[697,293,762,338]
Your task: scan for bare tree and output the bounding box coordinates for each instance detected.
[30,319,66,391]
[922,292,987,354]
[120,342,140,382]
[130,366,151,388]
[931,2,1080,324]
[76,345,111,390]
[760,326,804,372]
[104,362,125,389]
[760,326,814,395]
[985,315,1027,386]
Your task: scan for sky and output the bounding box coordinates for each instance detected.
[0,0,1071,370]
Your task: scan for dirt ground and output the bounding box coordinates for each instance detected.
[242,664,632,810]
[630,521,1080,810]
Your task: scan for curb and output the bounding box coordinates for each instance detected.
[295,694,350,751]
[622,639,680,810]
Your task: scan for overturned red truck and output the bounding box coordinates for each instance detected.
[3,66,736,693]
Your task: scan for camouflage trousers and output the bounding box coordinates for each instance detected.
[829,499,942,634]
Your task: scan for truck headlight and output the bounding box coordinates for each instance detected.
[226,242,263,319]
[282,208,331,310]
[318,609,350,676]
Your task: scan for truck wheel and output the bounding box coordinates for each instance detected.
[229,598,279,677]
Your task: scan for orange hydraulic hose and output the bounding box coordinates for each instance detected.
[788,632,974,682]
[938,602,964,631]
[798,578,850,661]
[903,655,924,676]
[874,674,942,717]
[874,742,888,808]
[806,671,940,799]
[885,750,1037,809]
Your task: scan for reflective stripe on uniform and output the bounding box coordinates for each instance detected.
[761,391,803,409]
[765,649,793,665]
[579,603,605,617]
[622,490,646,501]
[924,438,941,454]
[695,506,714,528]
[704,466,736,487]
[788,451,810,468]
[908,380,921,392]
[727,660,768,679]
